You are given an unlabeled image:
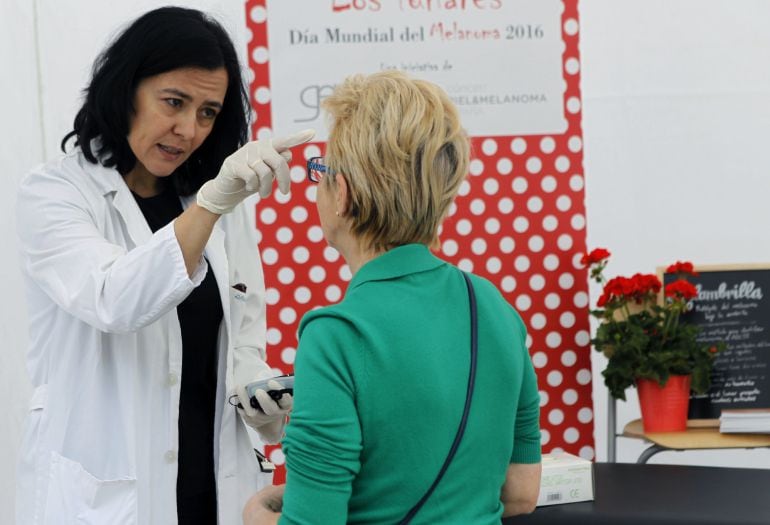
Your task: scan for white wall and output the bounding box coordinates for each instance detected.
[580,0,770,467]
[4,0,770,518]
[0,1,246,519]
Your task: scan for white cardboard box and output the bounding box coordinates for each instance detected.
[536,452,594,507]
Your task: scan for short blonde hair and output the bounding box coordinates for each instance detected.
[322,70,470,253]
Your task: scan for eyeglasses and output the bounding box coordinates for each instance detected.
[306,156,333,183]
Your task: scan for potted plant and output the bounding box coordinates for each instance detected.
[583,248,722,432]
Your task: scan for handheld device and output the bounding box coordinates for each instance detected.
[230,374,294,411]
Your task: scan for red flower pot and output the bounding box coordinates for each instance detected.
[636,375,691,432]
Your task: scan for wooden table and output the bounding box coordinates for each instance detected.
[622,419,770,463]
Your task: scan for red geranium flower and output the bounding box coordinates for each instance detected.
[665,279,698,301]
[581,248,611,266]
[666,261,699,277]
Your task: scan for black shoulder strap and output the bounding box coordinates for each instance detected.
[399,271,478,524]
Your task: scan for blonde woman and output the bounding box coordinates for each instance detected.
[244,71,542,525]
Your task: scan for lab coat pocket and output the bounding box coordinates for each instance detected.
[44,451,137,525]
[230,284,247,329]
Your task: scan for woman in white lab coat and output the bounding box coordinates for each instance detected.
[14,7,313,525]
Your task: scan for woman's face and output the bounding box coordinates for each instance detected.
[127,67,228,179]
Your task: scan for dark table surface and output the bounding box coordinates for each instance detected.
[504,462,770,525]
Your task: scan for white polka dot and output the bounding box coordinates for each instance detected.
[252,46,269,64]
[501,276,516,292]
[564,18,579,36]
[540,429,551,445]
[579,446,595,460]
[564,427,580,444]
[514,255,530,272]
[442,239,459,256]
[540,136,556,154]
[291,206,309,223]
[279,307,297,324]
[339,265,352,281]
[256,127,272,141]
[555,156,570,173]
[526,157,542,174]
[266,328,282,345]
[565,57,580,75]
[541,175,557,193]
[528,235,544,252]
[262,248,278,265]
[498,197,514,214]
[578,407,594,424]
[303,144,321,159]
[458,180,471,197]
[531,313,546,330]
[277,227,293,244]
[269,447,285,466]
[281,347,296,365]
[510,138,527,154]
[548,370,564,387]
[560,312,576,328]
[294,286,311,304]
[447,202,458,217]
[571,214,586,230]
[260,207,277,225]
[469,159,484,176]
[307,225,324,243]
[576,368,592,385]
[562,389,578,405]
[245,27,253,44]
[486,257,502,274]
[570,174,584,191]
[575,330,590,346]
[548,408,564,425]
[561,350,577,367]
[545,293,561,309]
[471,238,487,255]
[557,234,573,251]
[543,254,559,271]
[274,190,291,205]
[483,178,499,195]
[515,294,531,311]
[458,258,474,272]
[533,352,548,368]
[292,246,309,264]
[254,86,271,105]
[558,273,574,289]
[325,285,342,302]
[456,219,472,236]
[497,157,513,175]
[572,253,586,269]
[512,177,528,194]
[290,165,305,184]
[513,217,529,233]
[546,331,562,348]
[568,136,583,152]
[250,6,267,23]
[309,265,326,283]
[470,199,486,215]
[527,196,544,213]
[485,218,501,234]
[530,274,545,291]
[539,389,549,406]
[277,267,295,285]
[323,246,340,262]
[481,139,498,156]
[265,288,279,305]
[566,96,581,113]
[500,237,515,254]
[543,215,559,232]
[556,195,572,211]
[525,335,532,348]
[305,185,317,203]
[573,291,589,308]
[245,68,255,86]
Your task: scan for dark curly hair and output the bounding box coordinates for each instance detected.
[61,6,250,196]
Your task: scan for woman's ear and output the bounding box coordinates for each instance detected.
[334,173,350,216]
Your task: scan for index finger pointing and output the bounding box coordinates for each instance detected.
[272,129,316,151]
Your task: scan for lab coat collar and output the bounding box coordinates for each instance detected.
[348,244,445,290]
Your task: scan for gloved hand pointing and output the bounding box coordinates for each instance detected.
[197,129,316,214]
[235,381,293,444]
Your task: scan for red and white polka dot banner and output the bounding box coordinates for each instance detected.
[245,0,592,482]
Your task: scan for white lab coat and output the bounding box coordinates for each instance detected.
[15,148,277,524]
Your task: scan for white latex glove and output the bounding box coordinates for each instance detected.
[236,381,293,445]
[197,129,315,214]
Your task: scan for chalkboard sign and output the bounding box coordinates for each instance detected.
[662,265,770,420]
